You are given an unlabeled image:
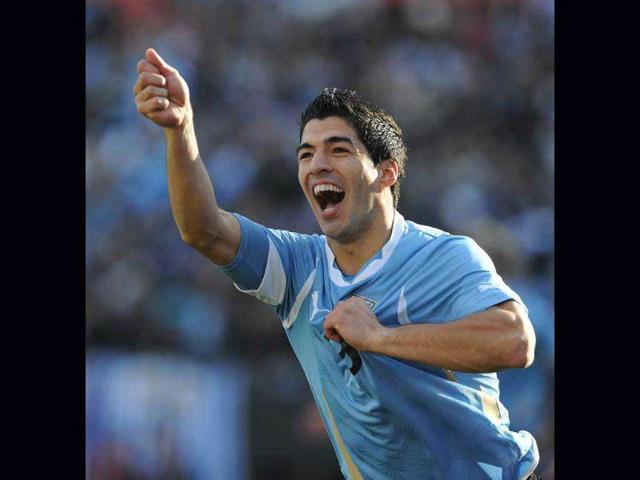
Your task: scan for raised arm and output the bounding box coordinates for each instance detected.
[133,48,240,265]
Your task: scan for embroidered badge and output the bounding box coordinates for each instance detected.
[350,294,376,310]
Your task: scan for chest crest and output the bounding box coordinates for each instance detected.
[349,294,376,310]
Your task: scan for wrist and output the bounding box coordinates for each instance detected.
[164,113,199,154]
[163,101,194,134]
[366,325,392,354]
[164,114,192,138]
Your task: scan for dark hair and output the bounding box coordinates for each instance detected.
[299,88,407,208]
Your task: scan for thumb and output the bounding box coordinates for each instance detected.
[145,48,174,74]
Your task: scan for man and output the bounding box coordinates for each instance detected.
[133,48,540,480]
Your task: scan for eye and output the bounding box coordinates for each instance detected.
[298,152,312,161]
[333,147,350,154]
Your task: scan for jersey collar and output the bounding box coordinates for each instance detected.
[324,211,406,287]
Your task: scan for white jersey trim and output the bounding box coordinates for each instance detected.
[518,434,540,480]
[283,266,317,329]
[397,285,411,324]
[234,237,286,306]
[325,211,406,287]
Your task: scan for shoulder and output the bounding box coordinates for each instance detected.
[402,220,464,253]
[236,212,323,253]
[266,227,325,260]
[404,219,449,241]
[402,219,491,266]
[401,220,448,251]
[267,227,323,247]
[264,227,326,276]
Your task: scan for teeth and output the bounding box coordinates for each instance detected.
[313,184,344,195]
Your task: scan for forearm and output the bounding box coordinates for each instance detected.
[369,305,535,373]
[164,119,238,263]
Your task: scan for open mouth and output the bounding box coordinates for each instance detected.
[313,184,345,213]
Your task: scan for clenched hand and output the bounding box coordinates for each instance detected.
[133,48,191,129]
[323,296,387,352]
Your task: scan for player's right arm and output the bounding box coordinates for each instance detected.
[133,48,240,265]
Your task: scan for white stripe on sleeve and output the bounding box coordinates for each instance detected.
[233,237,286,306]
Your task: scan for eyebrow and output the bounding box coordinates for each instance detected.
[296,136,356,155]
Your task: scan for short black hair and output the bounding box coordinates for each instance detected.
[299,88,407,208]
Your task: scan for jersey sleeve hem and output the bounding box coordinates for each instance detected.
[234,236,286,306]
[215,213,250,272]
[214,213,271,292]
[474,290,528,315]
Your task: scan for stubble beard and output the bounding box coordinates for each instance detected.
[322,204,377,246]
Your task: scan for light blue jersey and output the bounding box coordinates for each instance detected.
[218,211,539,480]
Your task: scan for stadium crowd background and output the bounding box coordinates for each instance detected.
[86,0,554,478]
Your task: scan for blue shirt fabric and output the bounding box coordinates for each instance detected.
[217,211,539,480]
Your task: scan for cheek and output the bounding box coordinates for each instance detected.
[364,164,380,184]
[352,167,378,195]
[297,168,306,192]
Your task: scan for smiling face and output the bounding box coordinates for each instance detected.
[297,116,393,243]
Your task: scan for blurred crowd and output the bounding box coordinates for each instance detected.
[86,0,554,478]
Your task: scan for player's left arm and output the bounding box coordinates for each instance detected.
[323,297,535,373]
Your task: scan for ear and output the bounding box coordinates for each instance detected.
[377,159,399,190]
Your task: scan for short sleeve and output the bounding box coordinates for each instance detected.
[215,213,319,314]
[430,235,527,319]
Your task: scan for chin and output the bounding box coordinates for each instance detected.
[320,223,342,239]
[313,213,342,238]
[319,218,360,244]
[308,201,357,242]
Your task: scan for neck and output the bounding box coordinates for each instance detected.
[328,203,396,276]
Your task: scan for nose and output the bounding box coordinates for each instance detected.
[308,150,333,176]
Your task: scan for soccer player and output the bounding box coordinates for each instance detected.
[133,48,541,480]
